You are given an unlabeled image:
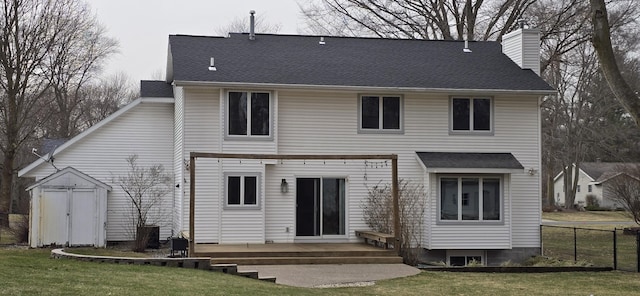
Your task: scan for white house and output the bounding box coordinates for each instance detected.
[553,162,631,209]
[19,23,554,265]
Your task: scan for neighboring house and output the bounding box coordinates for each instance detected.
[19,24,554,265]
[553,162,632,209]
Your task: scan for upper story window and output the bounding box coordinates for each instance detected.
[451,97,492,133]
[359,95,402,133]
[439,176,501,222]
[228,91,270,137]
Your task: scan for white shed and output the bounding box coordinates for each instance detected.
[28,167,111,248]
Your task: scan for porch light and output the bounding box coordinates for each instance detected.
[280,179,289,193]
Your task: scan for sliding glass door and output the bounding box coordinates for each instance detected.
[296,178,346,237]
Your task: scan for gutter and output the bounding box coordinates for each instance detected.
[173,80,558,96]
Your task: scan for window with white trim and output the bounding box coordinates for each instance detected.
[360,95,402,132]
[448,251,485,266]
[227,91,270,137]
[451,97,492,132]
[440,176,501,221]
[226,174,259,207]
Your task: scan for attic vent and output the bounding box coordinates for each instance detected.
[208,57,217,71]
[319,37,325,45]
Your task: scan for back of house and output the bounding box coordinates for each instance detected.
[20,23,554,265]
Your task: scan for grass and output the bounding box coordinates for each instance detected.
[542,211,633,222]
[541,225,638,271]
[66,247,149,258]
[1,248,640,295]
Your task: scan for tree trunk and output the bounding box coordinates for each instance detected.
[0,152,15,227]
[590,0,640,126]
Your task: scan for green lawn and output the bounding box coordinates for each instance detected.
[1,248,640,295]
[542,211,633,222]
[541,225,638,271]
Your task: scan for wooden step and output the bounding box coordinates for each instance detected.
[258,276,277,283]
[199,250,396,258]
[209,263,238,274]
[237,270,259,279]
[211,256,403,265]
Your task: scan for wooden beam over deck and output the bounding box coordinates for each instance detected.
[188,152,401,257]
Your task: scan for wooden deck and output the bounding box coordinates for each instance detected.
[194,243,403,265]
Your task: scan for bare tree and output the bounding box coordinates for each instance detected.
[0,0,112,227]
[590,0,640,126]
[362,179,425,264]
[77,73,137,129]
[116,154,172,252]
[215,13,282,36]
[45,1,118,139]
[300,0,535,40]
[607,165,640,225]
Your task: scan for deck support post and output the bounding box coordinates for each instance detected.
[189,153,195,257]
[391,155,401,256]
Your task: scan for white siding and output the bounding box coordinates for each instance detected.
[173,87,185,236]
[502,28,540,75]
[262,91,540,248]
[179,87,540,248]
[182,88,221,243]
[24,102,175,241]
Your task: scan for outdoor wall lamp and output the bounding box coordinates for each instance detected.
[280,179,289,193]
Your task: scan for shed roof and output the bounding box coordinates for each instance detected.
[26,167,112,191]
[167,33,554,93]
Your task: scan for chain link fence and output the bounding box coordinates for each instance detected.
[541,225,639,272]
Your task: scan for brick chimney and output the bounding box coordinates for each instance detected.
[502,19,540,76]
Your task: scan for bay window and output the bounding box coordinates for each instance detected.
[440,176,501,222]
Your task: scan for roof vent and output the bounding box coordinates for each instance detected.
[319,37,325,45]
[517,18,529,29]
[463,40,472,53]
[249,10,256,40]
[208,57,217,71]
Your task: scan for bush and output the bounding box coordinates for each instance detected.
[585,194,599,208]
[362,179,425,265]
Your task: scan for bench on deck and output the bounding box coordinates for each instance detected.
[355,230,396,249]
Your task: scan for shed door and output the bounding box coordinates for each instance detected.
[41,190,68,246]
[69,189,96,246]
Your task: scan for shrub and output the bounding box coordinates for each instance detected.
[585,194,599,207]
[362,179,425,265]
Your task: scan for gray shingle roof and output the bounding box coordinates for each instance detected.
[140,80,174,98]
[167,33,554,92]
[417,152,524,169]
[580,162,640,182]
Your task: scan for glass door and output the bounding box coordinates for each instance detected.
[296,178,345,237]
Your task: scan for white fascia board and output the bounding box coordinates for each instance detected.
[18,97,174,177]
[173,80,558,96]
[423,168,523,174]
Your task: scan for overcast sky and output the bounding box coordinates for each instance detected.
[91,0,303,84]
